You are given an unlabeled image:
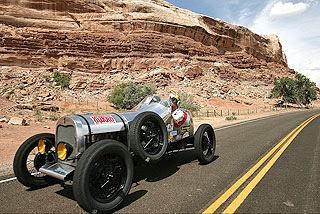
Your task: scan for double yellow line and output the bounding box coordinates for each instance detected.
[203,113,320,214]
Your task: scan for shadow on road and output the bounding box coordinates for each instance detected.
[52,149,219,212]
[55,184,75,200]
[133,149,219,183]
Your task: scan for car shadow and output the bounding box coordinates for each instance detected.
[53,149,219,212]
[55,183,75,200]
[133,149,219,183]
[55,184,148,212]
[133,149,196,183]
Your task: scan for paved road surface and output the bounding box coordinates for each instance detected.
[0,109,319,213]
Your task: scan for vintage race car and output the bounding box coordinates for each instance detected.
[13,95,216,213]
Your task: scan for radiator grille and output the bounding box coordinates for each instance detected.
[56,125,76,159]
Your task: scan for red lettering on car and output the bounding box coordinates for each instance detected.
[91,116,115,124]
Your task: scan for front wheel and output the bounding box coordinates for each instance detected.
[194,124,216,164]
[13,133,56,188]
[73,140,133,213]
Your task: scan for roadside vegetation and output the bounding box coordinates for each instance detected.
[225,112,237,121]
[108,83,201,112]
[107,82,156,110]
[53,71,70,88]
[270,74,317,107]
[179,92,201,112]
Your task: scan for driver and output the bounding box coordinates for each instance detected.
[169,94,180,113]
[169,94,187,127]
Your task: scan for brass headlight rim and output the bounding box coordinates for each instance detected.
[57,142,67,161]
[38,139,46,155]
[57,142,73,161]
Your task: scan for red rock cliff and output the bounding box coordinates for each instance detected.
[0,0,295,109]
[0,0,287,70]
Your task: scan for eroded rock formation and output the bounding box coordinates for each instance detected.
[0,0,296,110]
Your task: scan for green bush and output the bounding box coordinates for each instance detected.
[108,82,156,110]
[225,112,237,121]
[43,75,51,82]
[53,71,70,88]
[179,93,201,112]
[1,87,9,94]
[107,83,128,109]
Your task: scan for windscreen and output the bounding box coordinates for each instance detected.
[132,95,170,110]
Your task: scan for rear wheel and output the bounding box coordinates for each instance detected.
[194,124,216,164]
[129,111,168,163]
[73,140,133,213]
[13,133,56,188]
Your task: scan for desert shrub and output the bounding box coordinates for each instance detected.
[1,87,9,94]
[108,82,156,110]
[107,83,128,109]
[53,71,70,88]
[67,109,76,115]
[43,75,51,82]
[225,112,237,121]
[49,110,60,121]
[179,93,201,112]
[34,107,43,122]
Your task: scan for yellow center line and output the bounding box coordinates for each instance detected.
[202,114,319,214]
[222,113,320,214]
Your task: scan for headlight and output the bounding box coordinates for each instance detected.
[57,142,73,160]
[38,139,46,154]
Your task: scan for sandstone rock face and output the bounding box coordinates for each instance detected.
[0,0,287,71]
[0,0,299,110]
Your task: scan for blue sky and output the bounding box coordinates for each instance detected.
[166,0,320,86]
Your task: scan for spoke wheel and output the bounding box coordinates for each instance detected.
[13,133,55,188]
[140,121,164,156]
[129,111,168,163]
[73,140,133,213]
[194,124,216,164]
[201,131,213,157]
[89,153,127,203]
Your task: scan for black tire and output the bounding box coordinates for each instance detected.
[13,133,55,188]
[73,140,133,214]
[194,124,216,164]
[128,111,168,163]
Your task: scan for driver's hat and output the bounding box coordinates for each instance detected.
[169,93,181,106]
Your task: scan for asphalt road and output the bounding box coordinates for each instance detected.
[0,109,319,213]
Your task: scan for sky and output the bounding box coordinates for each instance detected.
[166,0,320,86]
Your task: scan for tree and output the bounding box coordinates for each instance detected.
[270,74,317,107]
[295,74,317,106]
[270,77,296,105]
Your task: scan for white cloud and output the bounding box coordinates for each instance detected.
[270,1,309,18]
[247,0,320,87]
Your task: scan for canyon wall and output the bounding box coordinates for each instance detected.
[0,0,295,109]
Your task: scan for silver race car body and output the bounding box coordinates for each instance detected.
[39,95,194,181]
[14,94,215,213]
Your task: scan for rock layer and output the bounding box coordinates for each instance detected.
[0,0,287,71]
[0,0,296,110]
